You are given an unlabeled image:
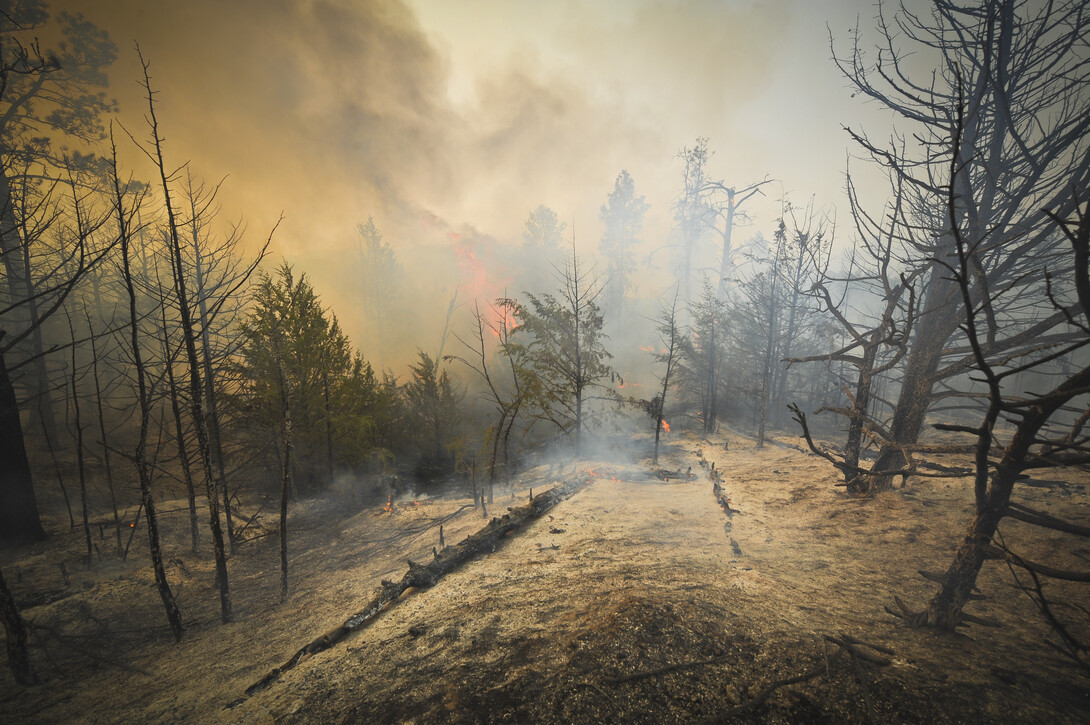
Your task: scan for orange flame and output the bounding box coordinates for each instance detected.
[661,420,671,434]
[382,495,393,513]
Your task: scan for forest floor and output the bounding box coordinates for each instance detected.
[2,428,1090,723]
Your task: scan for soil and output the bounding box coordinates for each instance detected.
[2,429,1089,723]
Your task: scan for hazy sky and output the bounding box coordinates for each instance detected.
[49,0,897,356]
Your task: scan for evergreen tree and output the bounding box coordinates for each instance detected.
[598,170,649,323]
[509,248,614,455]
[236,262,385,492]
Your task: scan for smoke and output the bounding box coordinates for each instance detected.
[53,0,870,374]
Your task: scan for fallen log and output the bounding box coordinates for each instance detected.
[238,477,584,702]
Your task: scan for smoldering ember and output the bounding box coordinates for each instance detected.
[1,0,1089,722]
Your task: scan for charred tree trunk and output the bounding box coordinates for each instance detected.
[244,477,584,699]
[869,272,960,489]
[158,288,200,555]
[111,132,184,642]
[87,316,122,558]
[140,52,232,622]
[0,564,35,685]
[190,214,235,552]
[66,313,93,567]
[923,366,1090,628]
[843,341,880,490]
[0,338,46,545]
[1,166,59,445]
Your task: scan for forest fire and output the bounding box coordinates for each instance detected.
[1,2,1089,723]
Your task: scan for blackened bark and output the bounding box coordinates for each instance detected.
[112,132,185,642]
[87,318,122,558]
[0,340,46,545]
[67,313,92,567]
[190,211,235,552]
[870,271,961,489]
[140,52,232,622]
[158,295,200,555]
[0,564,35,684]
[924,366,1090,628]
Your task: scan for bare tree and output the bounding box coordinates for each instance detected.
[108,128,183,641]
[134,48,231,622]
[448,299,527,497]
[650,289,684,464]
[834,0,1090,490]
[889,94,1090,654]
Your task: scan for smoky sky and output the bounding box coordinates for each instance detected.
[49,0,887,364]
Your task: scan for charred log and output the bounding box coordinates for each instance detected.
[239,477,585,701]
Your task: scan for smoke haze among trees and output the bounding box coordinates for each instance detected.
[2,0,1090,718]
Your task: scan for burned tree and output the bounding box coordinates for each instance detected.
[136,49,231,622]
[891,95,1090,653]
[108,129,183,641]
[834,0,1090,490]
[787,179,918,489]
[649,290,684,464]
[448,299,528,496]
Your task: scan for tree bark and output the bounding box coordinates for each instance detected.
[0,339,46,545]
[140,53,232,622]
[0,564,35,684]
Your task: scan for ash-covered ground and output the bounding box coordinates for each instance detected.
[2,430,1089,723]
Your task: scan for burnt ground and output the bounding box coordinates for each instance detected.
[2,429,1089,723]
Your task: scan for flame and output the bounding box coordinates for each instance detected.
[414,500,420,507]
[640,345,655,353]
[382,495,393,513]
[661,420,671,434]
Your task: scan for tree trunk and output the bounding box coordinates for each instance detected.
[0,341,46,546]
[870,263,961,488]
[191,220,235,552]
[0,564,35,684]
[843,339,880,490]
[88,317,122,558]
[0,166,58,444]
[67,314,93,567]
[113,135,185,642]
[141,56,232,622]
[924,366,1090,628]
[158,285,200,555]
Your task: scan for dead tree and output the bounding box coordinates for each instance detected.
[0,564,34,684]
[109,128,184,641]
[651,289,684,464]
[447,299,527,497]
[787,177,919,489]
[893,99,1090,655]
[154,267,201,554]
[136,48,231,622]
[834,0,1090,490]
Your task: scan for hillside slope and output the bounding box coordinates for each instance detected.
[2,431,1089,723]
